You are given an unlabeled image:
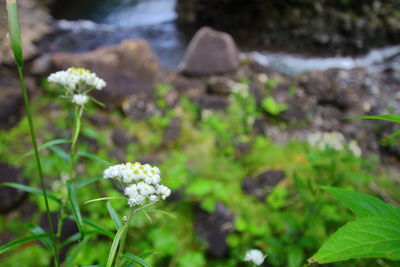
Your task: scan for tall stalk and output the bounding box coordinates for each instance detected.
[6,0,59,266]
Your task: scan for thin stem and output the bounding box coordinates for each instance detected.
[115,203,155,267]
[17,66,60,267]
[69,105,84,180]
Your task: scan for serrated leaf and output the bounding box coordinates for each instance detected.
[0,182,61,204]
[0,233,50,254]
[309,215,400,263]
[106,201,122,230]
[346,115,400,123]
[324,187,400,219]
[67,181,84,239]
[122,253,150,267]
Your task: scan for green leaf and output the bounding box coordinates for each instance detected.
[67,181,84,239]
[64,237,89,267]
[6,0,23,66]
[106,225,127,267]
[309,215,400,263]
[0,182,61,204]
[61,232,81,248]
[76,175,102,189]
[49,145,70,161]
[106,201,122,230]
[81,218,115,239]
[0,233,50,254]
[261,97,288,116]
[345,115,400,123]
[15,139,70,162]
[122,253,150,267]
[77,151,111,166]
[26,223,54,252]
[84,196,125,205]
[324,187,400,219]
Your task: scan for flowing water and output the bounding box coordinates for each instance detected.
[47,0,400,76]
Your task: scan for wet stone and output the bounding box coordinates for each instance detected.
[195,202,235,257]
[242,170,285,199]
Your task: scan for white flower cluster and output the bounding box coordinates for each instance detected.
[307,131,362,157]
[48,67,106,92]
[244,249,266,266]
[103,162,171,207]
[72,94,89,105]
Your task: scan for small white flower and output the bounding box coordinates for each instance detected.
[244,249,266,266]
[103,162,171,207]
[72,94,89,105]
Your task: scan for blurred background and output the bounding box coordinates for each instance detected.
[1,0,400,266]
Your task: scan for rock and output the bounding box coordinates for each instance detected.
[163,117,182,144]
[122,93,158,121]
[0,0,50,63]
[178,27,240,75]
[51,39,160,106]
[192,94,229,111]
[176,0,400,54]
[88,112,111,127]
[112,129,130,148]
[0,163,27,213]
[172,75,206,97]
[195,202,234,257]
[207,76,233,95]
[242,170,285,199]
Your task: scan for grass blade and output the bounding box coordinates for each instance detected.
[122,253,150,267]
[26,223,54,252]
[0,233,50,254]
[77,151,111,166]
[76,175,102,189]
[15,139,70,162]
[106,201,122,230]
[6,1,58,265]
[81,218,115,239]
[64,237,89,267]
[0,182,61,204]
[106,225,127,267]
[84,197,124,205]
[345,115,400,123]
[67,181,84,239]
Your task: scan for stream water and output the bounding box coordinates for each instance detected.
[47,0,400,76]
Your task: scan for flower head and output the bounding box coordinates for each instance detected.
[48,67,106,91]
[307,131,362,157]
[72,94,89,105]
[244,249,266,266]
[103,162,171,207]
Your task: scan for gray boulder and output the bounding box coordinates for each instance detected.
[178,27,240,76]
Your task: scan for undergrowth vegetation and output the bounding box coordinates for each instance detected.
[1,76,399,266]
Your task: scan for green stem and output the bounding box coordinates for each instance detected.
[115,203,154,267]
[17,66,60,267]
[69,105,84,180]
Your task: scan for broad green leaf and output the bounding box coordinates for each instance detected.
[324,187,400,219]
[309,215,400,263]
[106,225,127,267]
[67,181,84,239]
[0,182,61,204]
[346,115,400,123]
[0,233,50,254]
[106,201,122,230]
[15,139,70,162]
[122,253,150,267]
[6,0,23,66]
[77,151,111,166]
